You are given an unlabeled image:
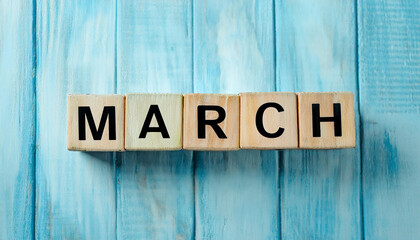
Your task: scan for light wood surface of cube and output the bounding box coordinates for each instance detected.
[298,92,355,149]
[183,94,239,150]
[125,93,183,150]
[240,92,298,149]
[67,94,125,151]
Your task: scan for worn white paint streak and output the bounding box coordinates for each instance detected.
[36,1,116,239]
[0,0,34,239]
[276,0,361,239]
[116,0,194,239]
[194,0,279,239]
[359,1,420,239]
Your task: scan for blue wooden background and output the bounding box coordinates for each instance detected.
[0,0,419,239]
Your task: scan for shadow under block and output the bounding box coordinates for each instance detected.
[125,93,183,150]
[67,94,125,151]
[183,94,240,150]
[298,92,356,149]
[240,92,298,149]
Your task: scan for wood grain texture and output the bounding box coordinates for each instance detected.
[116,0,194,239]
[2,0,419,238]
[125,93,183,151]
[183,94,239,151]
[298,92,356,149]
[240,92,298,149]
[36,1,116,238]
[276,0,361,239]
[0,0,34,239]
[67,95,125,151]
[358,0,420,239]
[193,0,279,239]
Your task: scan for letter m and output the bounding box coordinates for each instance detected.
[78,106,116,140]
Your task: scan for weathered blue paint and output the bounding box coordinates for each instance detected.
[116,0,194,239]
[0,0,419,239]
[0,0,34,239]
[35,0,116,239]
[193,0,279,239]
[276,1,362,239]
[358,0,420,239]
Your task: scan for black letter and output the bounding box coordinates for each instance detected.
[197,105,227,139]
[78,106,116,140]
[312,103,342,137]
[139,105,170,138]
[255,102,285,138]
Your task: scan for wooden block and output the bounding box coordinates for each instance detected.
[240,92,298,149]
[183,94,239,150]
[125,93,183,150]
[298,92,355,149]
[67,94,125,151]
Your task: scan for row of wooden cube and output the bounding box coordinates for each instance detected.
[67,92,355,151]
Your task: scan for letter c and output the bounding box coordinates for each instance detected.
[255,102,284,138]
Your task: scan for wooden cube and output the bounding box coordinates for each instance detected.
[125,93,183,150]
[298,92,355,149]
[240,92,298,149]
[183,94,239,150]
[67,94,125,151]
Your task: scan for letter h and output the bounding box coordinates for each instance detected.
[312,103,342,137]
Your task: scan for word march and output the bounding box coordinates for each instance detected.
[67,92,355,151]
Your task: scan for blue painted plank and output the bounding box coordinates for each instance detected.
[193,1,279,239]
[0,0,34,239]
[116,0,194,239]
[275,1,361,239]
[36,1,116,239]
[358,1,420,239]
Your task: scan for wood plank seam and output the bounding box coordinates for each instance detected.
[355,1,365,239]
